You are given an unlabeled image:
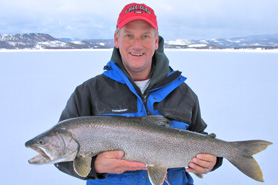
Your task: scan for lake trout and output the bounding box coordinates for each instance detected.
[25,115,272,185]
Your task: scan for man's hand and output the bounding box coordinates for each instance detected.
[95,150,147,174]
[186,154,217,174]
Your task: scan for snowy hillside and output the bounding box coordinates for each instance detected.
[165,34,278,49]
[1,33,278,50]
[0,33,113,49]
[0,33,75,49]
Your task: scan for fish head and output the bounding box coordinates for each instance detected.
[25,128,79,165]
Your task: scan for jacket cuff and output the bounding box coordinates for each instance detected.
[87,156,106,179]
[211,157,223,171]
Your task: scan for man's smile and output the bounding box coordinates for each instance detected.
[130,52,145,56]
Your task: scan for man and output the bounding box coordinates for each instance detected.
[55,3,222,185]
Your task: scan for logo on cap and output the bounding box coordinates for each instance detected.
[116,3,158,30]
[125,4,152,14]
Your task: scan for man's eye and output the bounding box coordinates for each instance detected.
[125,34,132,38]
[142,35,150,39]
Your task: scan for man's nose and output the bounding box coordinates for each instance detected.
[132,37,143,48]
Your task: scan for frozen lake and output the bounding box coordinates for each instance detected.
[0,49,277,185]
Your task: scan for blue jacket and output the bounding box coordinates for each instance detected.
[55,36,222,185]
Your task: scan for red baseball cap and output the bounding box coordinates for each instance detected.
[116,3,158,30]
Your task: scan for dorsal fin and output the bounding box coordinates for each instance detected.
[142,115,172,127]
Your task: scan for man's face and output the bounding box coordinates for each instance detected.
[114,20,159,80]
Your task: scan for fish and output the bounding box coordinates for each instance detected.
[25,115,272,185]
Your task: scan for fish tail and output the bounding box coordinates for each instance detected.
[227,140,272,182]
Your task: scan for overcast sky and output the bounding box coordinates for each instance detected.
[1,0,277,40]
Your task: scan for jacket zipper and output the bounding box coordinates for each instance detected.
[143,93,152,115]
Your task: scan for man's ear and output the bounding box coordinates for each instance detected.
[114,32,119,48]
[155,35,159,50]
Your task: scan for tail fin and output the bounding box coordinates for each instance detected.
[227,140,272,182]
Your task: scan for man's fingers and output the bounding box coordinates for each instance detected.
[109,158,147,174]
[186,154,217,174]
[187,162,208,174]
[95,150,146,174]
[119,160,147,172]
[192,156,210,169]
[103,150,146,170]
[104,150,125,159]
[196,154,215,162]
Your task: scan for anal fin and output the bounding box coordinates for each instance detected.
[147,166,168,185]
[73,157,92,177]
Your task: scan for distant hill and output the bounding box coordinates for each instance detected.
[1,33,278,50]
[0,33,113,49]
[164,34,278,49]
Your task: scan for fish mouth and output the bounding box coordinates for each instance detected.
[27,146,52,164]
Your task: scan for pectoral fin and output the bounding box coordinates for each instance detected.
[73,157,92,177]
[194,173,203,178]
[147,166,168,185]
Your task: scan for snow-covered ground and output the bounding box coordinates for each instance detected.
[0,50,277,185]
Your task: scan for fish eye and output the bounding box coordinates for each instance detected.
[38,140,44,145]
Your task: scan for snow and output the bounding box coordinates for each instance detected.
[8,41,17,46]
[166,39,191,45]
[252,43,260,46]
[200,40,209,44]
[71,41,85,45]
[37,41,68,47]
[188,44,207,48]
[233,40,242,43]
[0,50,277,185]
[210,38,219,42]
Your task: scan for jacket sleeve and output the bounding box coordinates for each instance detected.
[54,84,103,180]
[188,92,223,171]
[59,84,92,120]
